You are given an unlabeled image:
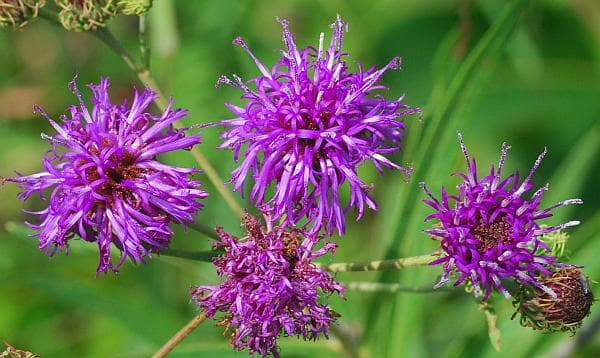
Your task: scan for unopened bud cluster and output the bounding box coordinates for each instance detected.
[0,0,45,29]
[117,0,151,15]
[56,0,152,32]
[56,0,118,31]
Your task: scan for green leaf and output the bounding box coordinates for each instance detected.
[543,123,600,223]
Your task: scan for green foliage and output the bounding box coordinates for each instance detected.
[0,0,598,357]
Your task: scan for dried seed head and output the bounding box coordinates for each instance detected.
[513,268,594,333]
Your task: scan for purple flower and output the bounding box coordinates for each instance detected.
[7,77,207,274]
[214,16,419,235]
[192,214,344,357]
[421,133,582,300]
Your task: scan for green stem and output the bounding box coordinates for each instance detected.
[152,311,208,358]
[139,13,150,71]
[346,281,451,293]
[329,324,360,358]
[93,27,140,73]
[316,253,439,273]
[188,222,218,240]
[89,27,244,217]
[157,248,439,273]
[160,248,219,262]
[37,7,62,27]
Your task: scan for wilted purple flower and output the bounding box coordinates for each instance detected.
[7,77,207,274]
[214,16,420,235]
[192,214,344,357]
[421,133,582,300]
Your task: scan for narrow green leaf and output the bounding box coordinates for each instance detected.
[365,2,531,356]
[544,123,600,223]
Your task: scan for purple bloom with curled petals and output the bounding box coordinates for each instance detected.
[7,77,207,274]
[192,214,344,357]
[421,133,582,300]
[214,16,420,235]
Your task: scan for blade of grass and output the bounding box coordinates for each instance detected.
[365,2,530,355]
[543,123,600,223]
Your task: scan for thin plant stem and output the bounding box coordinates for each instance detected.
[160,248,219,262]
[346,281,451,293]
[91,27,244,217]
[94,28,140,74]
[156,248,440,272]
[188,222,218,240]
[38,7,62,26]
[329,324,360,358]
[139,13,150,71]
[152,311,208,358]
[316,253,439,273]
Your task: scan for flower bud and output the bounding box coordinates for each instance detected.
[0,0,45,29]
[117,0,151,15]
[55,0,117,32]
[513,268,593,333]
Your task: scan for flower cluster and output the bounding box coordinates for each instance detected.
[4,10,592,356]
[422,134,582,300]
[215,16,419,235]
[192,214,344,357]
[8,77,207,274]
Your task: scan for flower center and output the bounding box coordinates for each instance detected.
[281,230,301,265]
[472,218,511,252]
[84,148,146,203]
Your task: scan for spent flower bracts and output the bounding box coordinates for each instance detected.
[192,213,344,357]
[215,16,420,235]
[7,77,207,274]
[513,268,593,333]
[421,133,582,300]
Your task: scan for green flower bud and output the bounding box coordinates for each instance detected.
[513,268,594,333]
[0,0,45,29]
[117,0,151,15]
[55,0,118,32]
[539,226,570,260]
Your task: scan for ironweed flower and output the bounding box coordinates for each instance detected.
[513,268,593,333]
[7,77,207,274]
[0,0,45,29]
[422,133,582,300]
[215,16,419,235]
[192,213,344,357]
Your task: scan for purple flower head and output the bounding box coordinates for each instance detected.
[7,77,207,274]
[192,213,344,357]
[421,133,582,300]
[215,16,420,235]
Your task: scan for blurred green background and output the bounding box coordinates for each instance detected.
[0,0,599,357]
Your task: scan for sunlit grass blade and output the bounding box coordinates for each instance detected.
[364,1,532,356]
[543,123,599,223]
